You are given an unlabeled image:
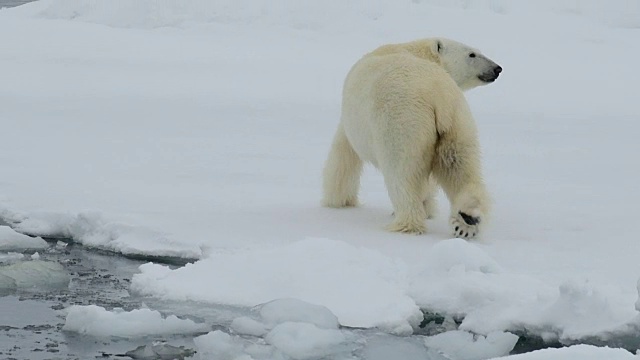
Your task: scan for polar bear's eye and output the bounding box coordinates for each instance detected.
[469,53,476,58]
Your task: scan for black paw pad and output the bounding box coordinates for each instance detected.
[459,212,480,226]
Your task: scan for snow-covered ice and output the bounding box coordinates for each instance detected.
[1,0,640,358]
[62,304,209,337]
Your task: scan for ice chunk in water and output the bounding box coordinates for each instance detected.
[193,330,247,360]
[259,298,339,329]
[0,260,69,290]
[63,305,209,337]
[231,316,268,337]
[424,330,519,360]
[0,252,24,263]
[265,322,349,360]
[0,226,48,251]
[125,341,195,360]
[0,273,17,294]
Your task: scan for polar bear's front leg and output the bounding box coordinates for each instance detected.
[322,124,363,208]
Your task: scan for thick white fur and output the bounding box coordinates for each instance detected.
[323,38,499,238]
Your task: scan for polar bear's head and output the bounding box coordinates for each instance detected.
[433,38,502,91]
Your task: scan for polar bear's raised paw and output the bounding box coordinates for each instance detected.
[451,211,480,239]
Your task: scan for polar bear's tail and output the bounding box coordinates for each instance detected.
[322,124,363,208]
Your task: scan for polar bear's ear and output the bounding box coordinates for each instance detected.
[436,40,443,53]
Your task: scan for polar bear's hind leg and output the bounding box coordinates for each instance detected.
[384,169,429,234]
[433,133,489,239]
[322,124,363,208]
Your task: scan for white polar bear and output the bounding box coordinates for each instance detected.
[322,37,502,239]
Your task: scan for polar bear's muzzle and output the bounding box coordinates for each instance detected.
[478,65,503,83]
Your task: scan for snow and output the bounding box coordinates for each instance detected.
[490,345,639,360]
[1,0,640,358]
[0,226,48,251]
[62,304,209,337]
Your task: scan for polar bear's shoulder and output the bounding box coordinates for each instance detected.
[365,39,441,66]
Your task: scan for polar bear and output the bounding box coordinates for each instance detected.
[322,37,502,239]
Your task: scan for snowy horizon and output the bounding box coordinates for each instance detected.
[1,0,640,358]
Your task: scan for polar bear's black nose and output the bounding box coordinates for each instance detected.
[494,66,502,76]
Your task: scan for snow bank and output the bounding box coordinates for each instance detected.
[131,238,421,331]
[0,225,47,251]
[0,260,70,291]
[490,344,639,360]
[409,238,635,341]
[132,236,637,341]
[62,305,209,337]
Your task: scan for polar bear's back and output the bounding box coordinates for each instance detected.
[340,52,464,166]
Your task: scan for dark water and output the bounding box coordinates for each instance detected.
[0,241,204,360]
